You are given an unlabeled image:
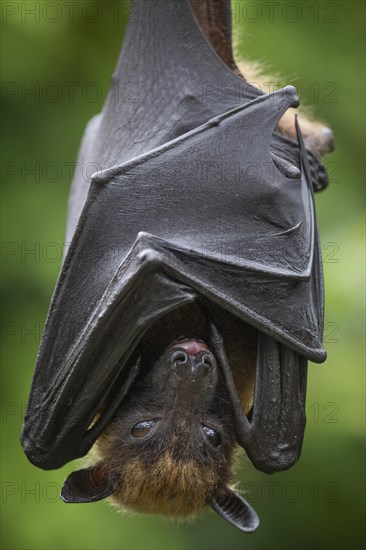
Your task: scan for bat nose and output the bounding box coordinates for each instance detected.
[194,352,215,378]
[170,349,189,367]
[169,349,215,377]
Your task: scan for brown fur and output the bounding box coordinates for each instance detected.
[235,60,334,158]
[109,453,220,517]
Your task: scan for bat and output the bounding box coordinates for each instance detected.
[21,0,331,533]
[60,305,261,532]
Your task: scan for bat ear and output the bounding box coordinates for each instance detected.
[211,488,260,533]
[61,463,115,503]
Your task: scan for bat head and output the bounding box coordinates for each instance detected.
[61,330,259,532]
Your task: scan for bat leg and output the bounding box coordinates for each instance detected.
[206,318,307,474]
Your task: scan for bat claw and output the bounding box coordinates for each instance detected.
[205,317,224,353]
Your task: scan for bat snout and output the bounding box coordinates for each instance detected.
[169,340,216,379]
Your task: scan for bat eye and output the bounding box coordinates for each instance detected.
[131,420,155,439]
[203,426,221,447]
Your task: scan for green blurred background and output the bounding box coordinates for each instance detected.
[1,1,365,548]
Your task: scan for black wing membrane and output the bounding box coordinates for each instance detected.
[65,0,266,244]
[21,0,326,471]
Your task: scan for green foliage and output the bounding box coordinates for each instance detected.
[1,1,364,548]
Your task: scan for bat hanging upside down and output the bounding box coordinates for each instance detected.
[21,0,332,534]
[62,303,259,531]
